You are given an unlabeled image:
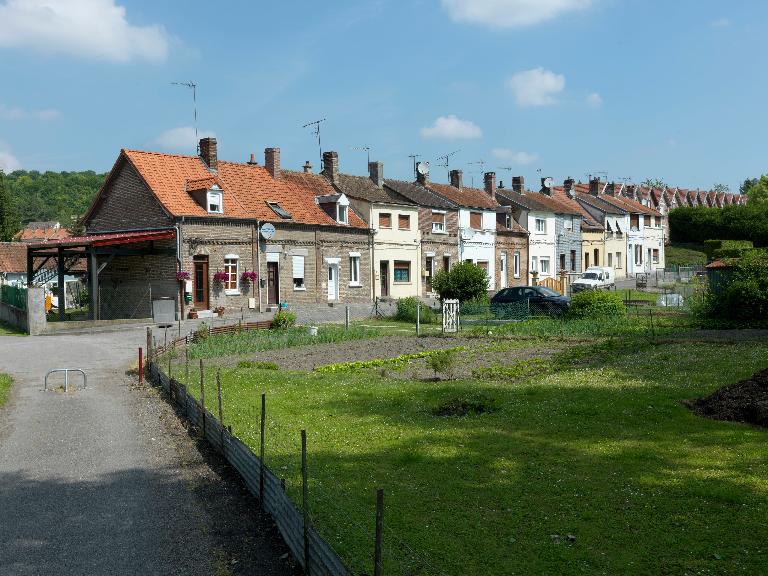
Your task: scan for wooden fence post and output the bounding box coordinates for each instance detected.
[302,429,310,574]
[185,344,189,383]
[138,347,143,385]
[345,305,350,331]
[146,327,153,363]
[416,301,420,336]
[374,488,384,576]
[260,392,266,509]
[216,369,225,450]
[199,359,205,437]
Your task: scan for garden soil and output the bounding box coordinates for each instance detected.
[688,367,768,428]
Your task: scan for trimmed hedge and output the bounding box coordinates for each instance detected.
[669,205,768,246]
[703,239,754,259]
[568,290,626,318]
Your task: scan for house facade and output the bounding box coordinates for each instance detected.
[82,138,373,319]
[575,184,629,279]
[334,160,421,299]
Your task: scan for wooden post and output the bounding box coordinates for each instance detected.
[416,301,420,336]
[374,488,384,576]
[260,392,266,509]
[138,347,143,385]
[185,344,189,383]
[199,359,205,437]
[168,342,172,377]
[146,327,153,363]
[345,305,350,331]
[301,429,310,574]
[217,368,224,450]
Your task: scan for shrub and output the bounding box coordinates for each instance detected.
[568,290,626,318]
[271,310,297,329]
[431,262,489,302]
[426,348,457,379]
[237,360,279,370]
[192,322,210,341]
[394,297,436,324]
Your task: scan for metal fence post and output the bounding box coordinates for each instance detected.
[345,305,350,331]
[185,344,189,383]
[260,392,266,509]
[199,359,205,437]
[216,369,224,449]
[374,488,384,576]
[302,429,310,574]
[138,347,143,386]
[146,327,153,363]
[416,301,420,336]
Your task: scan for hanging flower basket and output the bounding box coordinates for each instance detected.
[176,270,191,282]
[213,271,228,284]
[240,270,258,284]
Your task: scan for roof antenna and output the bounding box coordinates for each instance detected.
[171,81,198,153]
[408,154,421,179]
[435,150,461,180]
[303,118,326,168]
[351,145,371,165]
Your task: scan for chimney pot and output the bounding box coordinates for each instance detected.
[606,182,617,196]
[449,169,463,189]
[265,147,281,179]
[512,176,525,195]
[199,137,218,171]
[247,153,258,165]
[483,171,496,198]
[303,160,313,174]
[589,177,601,196]
[322,151,339,184]
[369,161,384,187]
[564,177,576,198]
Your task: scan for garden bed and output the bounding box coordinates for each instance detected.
[687,367,768,427]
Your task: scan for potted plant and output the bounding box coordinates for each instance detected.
[176,270,191,282]
[188,307,198,319]
[213,305,225,317]
[240,270,257,287]
[213,271,228,286]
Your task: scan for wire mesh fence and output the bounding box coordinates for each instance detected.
[0,284,26,311]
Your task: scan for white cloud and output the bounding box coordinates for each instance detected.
[0,144,21,171]
[0,104,59,120]
[0,0,169,62]
[420,115,482,139]
[506,68,565,107]
[585,92,603,108]
[153,126,216,151]
[491,148,538,165]
[441,0,593,28]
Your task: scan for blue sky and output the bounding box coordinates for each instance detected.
[0,0,765,192]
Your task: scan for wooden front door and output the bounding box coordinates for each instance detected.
[425,256,434,292]
[267,262,279,305]
[380,261,389,297]
[193,256,209,310]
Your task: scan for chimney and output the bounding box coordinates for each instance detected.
[449,169,463,189]
[247,153,258,165]
[540,177,552,196]
[369,161,384,188]
[199,137,217,171]
[322,151,339,184]
[605,182,617,196]
[265,147,280,179]
[589,177,601,196]
[416,163,429,185]
[512,176,525,195]
[564,177,575,197]
[484,172,496,198]
[303,160,313,173]
[499,180,504,189]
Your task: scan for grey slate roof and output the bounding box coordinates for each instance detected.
[576,193,629,215]
[383,179,457,210]
[336,174,416,205]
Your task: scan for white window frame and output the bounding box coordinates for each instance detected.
[540,256,550,275]
[431,210,446,233]
[223,254,239,295]
[564,216,573,230]
[337,203,348,225]
[513,251,521,278]
[535,218,546,233]
[349,252,361,286]
[207,190,223,214]
[616,252,622,269]
[292,255,306,291]
[531,256,538,272]
[608,252,613,268]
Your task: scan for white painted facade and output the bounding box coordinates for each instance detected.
[525,210,557,282]
[370,203,421,299]
[457,208,496,290]
[626,214,665,275]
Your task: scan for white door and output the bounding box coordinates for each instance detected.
[500,252,507,289]
[328,264,338,300]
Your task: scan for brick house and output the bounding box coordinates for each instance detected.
[82,138,372,319]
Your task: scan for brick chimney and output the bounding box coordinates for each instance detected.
[540,177,552,196]
[484,172,496,199]
[322,151,339,184]
[199,137,217,171]
[449,169,463,189]
[303,160,313,173]
[605,182,616,196]
[564,177,575,197]
[589,177,601,196]
[512,176,525,195]
[247,153,258,165]
[265,147,280,179]
[369,161,384,188]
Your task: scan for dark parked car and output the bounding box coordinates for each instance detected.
[490,286,571,317]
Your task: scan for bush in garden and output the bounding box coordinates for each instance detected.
[568,290,626,318]
[271,310,297,329]
[431,262,489,302]
[394,297,436,324]
[427,348,457,379]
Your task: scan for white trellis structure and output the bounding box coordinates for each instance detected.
[442,299,459,333]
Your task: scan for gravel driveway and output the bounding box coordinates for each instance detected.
[0,325,295,576]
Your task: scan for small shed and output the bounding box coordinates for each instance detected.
[705,259,734,295]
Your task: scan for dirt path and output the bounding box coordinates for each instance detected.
[0,327,295,576]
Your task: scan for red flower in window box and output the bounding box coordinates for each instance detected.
[240,270,258,284]
[176,271,191,281]
[213,271,228,284]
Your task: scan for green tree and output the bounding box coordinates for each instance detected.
[642,178,667,189]
[431,261,489,302]
[740,178,759,195]
[712,183,730,193]
[745,175,768,204]
[0,171,20,241]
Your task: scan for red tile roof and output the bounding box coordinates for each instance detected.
[106,150,366,229]
[27,229,177,249]
[0,242,27,274]
[13,223,71,243]
[426,182,499,210]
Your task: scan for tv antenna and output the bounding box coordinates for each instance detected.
[468,159,486,174]
[408,154,421,179]
[302,118,326,167]
[619,176,632,184]
[171,81,198,152]
[594,170,608,181]
[435,150,460,179]
[351,145,371,165]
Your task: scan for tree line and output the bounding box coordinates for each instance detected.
[0,169,106,240]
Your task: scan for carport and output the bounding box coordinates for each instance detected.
[26,229,177,321]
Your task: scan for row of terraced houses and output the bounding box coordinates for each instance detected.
[27,138,743,320]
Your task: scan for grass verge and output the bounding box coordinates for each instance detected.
[0,321,26,336]
[0,373,12,407]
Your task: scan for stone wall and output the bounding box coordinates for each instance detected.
[495,233,529,290]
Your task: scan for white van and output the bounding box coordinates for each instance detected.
[571,266,615,292]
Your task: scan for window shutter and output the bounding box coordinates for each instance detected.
[379,213,392,228]
[398,214,410,229]
[432,212,443,223]
[470,212,482,229]
[292,255,304,279]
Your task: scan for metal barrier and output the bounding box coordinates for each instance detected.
[45,369,87,392]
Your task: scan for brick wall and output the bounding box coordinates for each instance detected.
[86,158,172,232]
[495,233,528,289]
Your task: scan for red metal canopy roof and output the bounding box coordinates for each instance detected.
[27,229,176,249]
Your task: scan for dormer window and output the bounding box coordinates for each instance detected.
[207,185,223,214]
[337,204,348,224]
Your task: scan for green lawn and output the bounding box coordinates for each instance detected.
[170,333,768,575]
[666,243,708,266]
[0,321,25,336]
[0,373,12,407]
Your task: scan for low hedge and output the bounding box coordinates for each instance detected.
[394,297,436,324]
[568,290,626,318]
